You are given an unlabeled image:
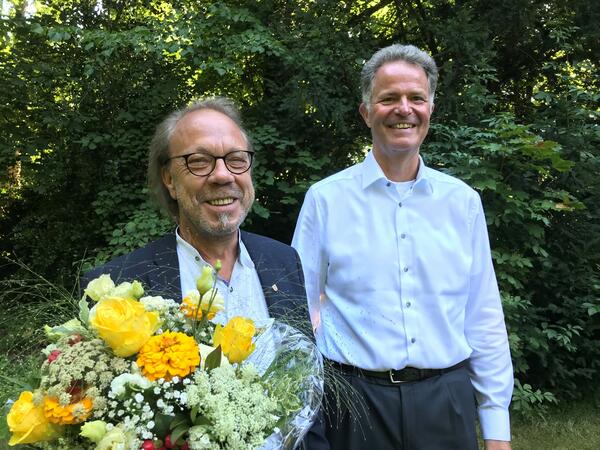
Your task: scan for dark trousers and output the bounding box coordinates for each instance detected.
[324,365,478,450]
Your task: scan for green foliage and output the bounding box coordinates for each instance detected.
[0,0,598,418]
[511,379,557,419]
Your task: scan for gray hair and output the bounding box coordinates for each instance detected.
[361,44,438,107]
[147,96,252,221]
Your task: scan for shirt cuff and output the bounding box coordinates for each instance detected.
[479,407,511,441]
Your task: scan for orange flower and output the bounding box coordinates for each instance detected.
[180,289,224,320]
[43,396,93,425]
[136,331,200,381]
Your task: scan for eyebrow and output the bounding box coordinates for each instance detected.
[186,146,249,154]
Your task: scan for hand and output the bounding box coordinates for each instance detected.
[484,440,512,450]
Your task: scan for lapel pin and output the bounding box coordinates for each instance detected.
[271,284,278,292]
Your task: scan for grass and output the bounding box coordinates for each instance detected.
[510,398,600,450]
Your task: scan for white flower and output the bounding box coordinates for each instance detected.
[140,295,176,312]
[110,373,153,397]
[84,274,115,302]
[111,281,144,300]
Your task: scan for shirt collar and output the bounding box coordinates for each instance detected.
[360,150,433,195]
[175,227,255,269]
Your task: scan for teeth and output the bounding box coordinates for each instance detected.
[208,198,234,206]
[392,123,413,129]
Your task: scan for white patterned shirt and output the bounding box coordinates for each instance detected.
[176,229,269,324]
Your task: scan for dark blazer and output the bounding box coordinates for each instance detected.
[83,231,307,320]
[82,230,330,450]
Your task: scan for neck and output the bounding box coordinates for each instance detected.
[179,226,239,281]
[373,149,420,182]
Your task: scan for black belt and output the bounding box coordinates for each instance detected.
[330,359,468,384]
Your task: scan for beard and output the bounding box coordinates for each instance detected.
[179,185,255,239]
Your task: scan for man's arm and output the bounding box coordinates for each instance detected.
[292,190,332,450]
[292,188,326,334]
[465,195,514,441]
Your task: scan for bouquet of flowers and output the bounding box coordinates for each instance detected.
[3,266,323,450]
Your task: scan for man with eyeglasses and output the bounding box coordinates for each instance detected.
[293,44,513,449]
[83,97,329,449]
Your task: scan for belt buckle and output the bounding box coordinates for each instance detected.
[389,369,407,384]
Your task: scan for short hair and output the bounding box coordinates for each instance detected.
[147,97,252,221]
[361,44,438,107]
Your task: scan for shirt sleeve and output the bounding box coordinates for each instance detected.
[292,188,326,334]
[465,194,514,441]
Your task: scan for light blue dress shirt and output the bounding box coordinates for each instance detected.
[292,150,513,441]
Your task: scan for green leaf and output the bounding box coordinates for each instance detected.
[153,412,173,438]
[79,296,90,325]
[204,346,222,372]
[169,413,190,431]
[192,414,211,426]
[170,424,189,445]
[31,23,44,34]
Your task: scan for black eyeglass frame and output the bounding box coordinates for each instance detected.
[164,150,255,177]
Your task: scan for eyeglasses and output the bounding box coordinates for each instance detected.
[164,150,255,177]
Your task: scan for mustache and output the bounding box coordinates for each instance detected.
[197,187,244,202]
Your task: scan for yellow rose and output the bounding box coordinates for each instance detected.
[89,297,160,357]
[213,316,256,364]
[7,391,61,446]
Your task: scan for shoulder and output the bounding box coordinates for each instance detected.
[303,164,362,206]
[241,231,296,256]
[308,164,361,193]
[84,233,176,281]
[423,165,479,198]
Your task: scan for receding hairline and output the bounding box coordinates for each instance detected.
[166,107,251,155]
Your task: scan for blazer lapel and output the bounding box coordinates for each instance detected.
[241,231,278,310]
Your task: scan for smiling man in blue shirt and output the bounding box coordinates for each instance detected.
[292,44,513,450]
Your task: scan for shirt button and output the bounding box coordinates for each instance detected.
[401,233,406,239]
[406,301,411,308]
[398,202,402,207]
[411,338,416,344]
[403,266,409,272]
[229,286,234,293]
[386,182,391,187]
[195,256,200,262]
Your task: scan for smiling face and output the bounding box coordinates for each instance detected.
[161,109,255,242]
[359,60,433,180]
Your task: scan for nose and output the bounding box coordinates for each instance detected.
[393,97,411,115]
[209,158,234,184]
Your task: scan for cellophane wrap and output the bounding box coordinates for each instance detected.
[249,321,324,450]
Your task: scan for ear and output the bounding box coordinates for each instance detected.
[161,165,178,200]
[430,102,435,114]
[359,103,372,128]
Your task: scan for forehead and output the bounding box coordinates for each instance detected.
[372,60,429,94]
[170,109,247,154]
